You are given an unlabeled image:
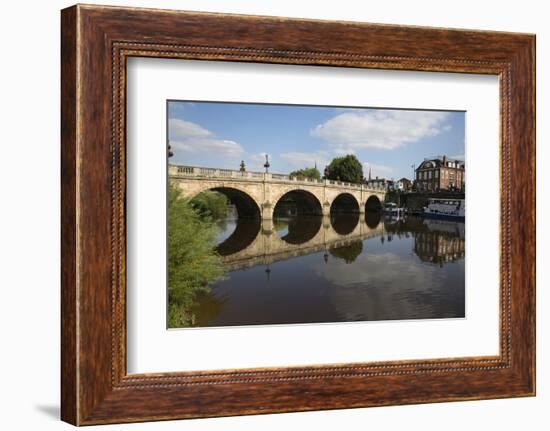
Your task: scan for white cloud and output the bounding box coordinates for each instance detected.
[170,138,244,156]
[249,152,268,162]
[314,252,452,321]
[168,118,244,157]
[332,147,355,156]
[311,110,450,151]
[279,151,330,169]
[169,118,212,139]
[317,252,440,290]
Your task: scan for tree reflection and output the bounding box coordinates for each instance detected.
[329,240,363,264]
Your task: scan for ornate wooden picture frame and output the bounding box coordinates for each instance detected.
[61,4,535,425]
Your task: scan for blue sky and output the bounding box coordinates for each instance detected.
[168,101,465,180]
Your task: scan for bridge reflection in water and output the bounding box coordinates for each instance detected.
[192,213,465,327]
[217,213,384,271]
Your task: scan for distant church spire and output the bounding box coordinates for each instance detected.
[314,161,317,170]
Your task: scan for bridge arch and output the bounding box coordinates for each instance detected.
[365,195,383,212]
[330,192,360,215]
[189,186,262,219]
[273,189,323,218]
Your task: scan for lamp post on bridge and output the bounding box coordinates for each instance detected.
[264,154,270,173]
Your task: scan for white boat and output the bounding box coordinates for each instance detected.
[383,202,404,217]
[422,198,465,221]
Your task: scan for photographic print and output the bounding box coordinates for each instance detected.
[167,101,466,329]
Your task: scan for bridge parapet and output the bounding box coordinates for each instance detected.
[169,164,386,193]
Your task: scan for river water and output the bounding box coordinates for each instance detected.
[191,213,465,327]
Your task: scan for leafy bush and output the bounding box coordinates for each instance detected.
[189,191,229,221]
[289,167,321,180]
[167,184,225,328]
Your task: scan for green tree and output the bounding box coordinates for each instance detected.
[289,167,321,180]
[189,191,229,221]
[167,183,225,328]
[324,154,363,184]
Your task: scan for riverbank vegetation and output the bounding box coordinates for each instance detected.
[167,184,228,328]
[189,189,229,220]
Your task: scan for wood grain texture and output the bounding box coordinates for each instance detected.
[60,4,536,425]
[60,5,78,425]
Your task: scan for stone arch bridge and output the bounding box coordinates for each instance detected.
[169,165,386,220]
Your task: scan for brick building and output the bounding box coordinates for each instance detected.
[415,156,465,192]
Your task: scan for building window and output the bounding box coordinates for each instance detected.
[435,170,439,178]
[428,171,432,179]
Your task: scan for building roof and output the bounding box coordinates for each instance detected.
[416,156,465,171]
